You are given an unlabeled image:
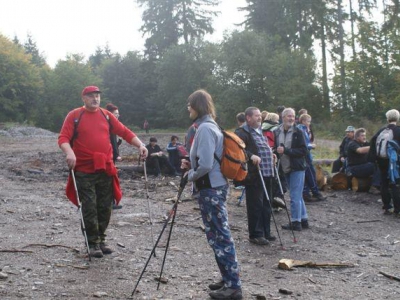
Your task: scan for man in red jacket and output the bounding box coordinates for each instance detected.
[58,86,148,258]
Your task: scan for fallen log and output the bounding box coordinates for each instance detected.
[331,172,348,190]
[278,258,354,270]
[22,243,79,253]
[351,177,372,192]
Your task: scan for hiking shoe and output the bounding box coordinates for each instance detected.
[112,203,122,209]
[209,287,243,300]
[301,219,309,229]
[265,235,277,241]
[209,280,225,291]
[272,197,286,209]
[312,193,327,201]
[303,194,313,202]
[384,208,394,215]
[99,243,113,254]
[249,237,270,245]
[89,244,103,258]
[282,221,302,231]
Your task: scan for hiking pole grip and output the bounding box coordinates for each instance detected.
[70,170,91,261]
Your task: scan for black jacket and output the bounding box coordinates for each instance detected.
[235,125,265,185]
[273,125,308,172]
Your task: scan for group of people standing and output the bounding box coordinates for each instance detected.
[58,85,399,300]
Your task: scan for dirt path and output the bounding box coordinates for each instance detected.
[0,131,399,299]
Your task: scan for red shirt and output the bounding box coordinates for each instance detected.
[58,107,136,173]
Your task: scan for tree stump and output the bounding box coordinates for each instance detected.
[331,172,348,190]
[351,177,372,192]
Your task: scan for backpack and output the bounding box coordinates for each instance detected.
[214,128,248,181]
[376,127,393,158]
[70,107,112,147]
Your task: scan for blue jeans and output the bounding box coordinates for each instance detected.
[198,185,241,289]
[285,171,308,222]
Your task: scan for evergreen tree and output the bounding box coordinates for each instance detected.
[23,34,47,67]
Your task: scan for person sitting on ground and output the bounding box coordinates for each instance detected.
[332,126,355,173]
[236,112,246,128]
[297,114,326,202]
[368,109,400,215]
[346,128,374,178]
[146,137,178,177]
[166,135,182,174]
[106,103,123,210]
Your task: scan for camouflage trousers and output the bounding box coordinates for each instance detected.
[75,171,113,245]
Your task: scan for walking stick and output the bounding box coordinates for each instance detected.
[70,170,91,261]
[143,160,156,257]
[131,174,188,297]
[274,164,297,243]
[257,167,284,248]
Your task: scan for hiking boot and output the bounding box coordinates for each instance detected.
[272,197,286,209]
[99,243,113,254]
[209,287,243,300]
[303,194,313,202]
[312,193,327,201]
[89,244,103,258]
[249,237,270,245]
[209,280,225,291]
[265,235,277,241]
[282,221,302,231]
[301,219,309,229]
[384,208,394,215]
[112,203,122,209]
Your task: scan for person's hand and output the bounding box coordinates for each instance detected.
[158,151,163,156]
[116,156,122,162]
[181,159,190,170]
[250,155,261,165]
[311,143,316,149]
[66,152,76,170]
[139,145,148,160]
[340,157,345,162]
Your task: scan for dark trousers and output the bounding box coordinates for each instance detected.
[347,162,375,178]
[304,157,319,196]
[75,172,113,245]
[245,177,273,239]
[147,155,175,176]
[379,160,400,212]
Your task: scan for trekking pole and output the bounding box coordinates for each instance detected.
[156,172,188,290]
[143,160,156,257]
[131,173,188,297]
[70,170,91,261]
[274,163,297,243]
[257,167,284,248]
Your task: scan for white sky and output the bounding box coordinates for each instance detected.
[0,0,247,67]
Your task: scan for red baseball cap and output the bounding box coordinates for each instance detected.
[81,86,101,96]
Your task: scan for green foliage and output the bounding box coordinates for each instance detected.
[0,34,44,122]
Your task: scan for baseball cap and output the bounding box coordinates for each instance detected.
[82,86,101,96]
[345,126,355,132]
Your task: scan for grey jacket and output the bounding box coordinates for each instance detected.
[188,115,227,188]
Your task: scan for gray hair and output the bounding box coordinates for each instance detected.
[282,107,295,118]
[386,109,400,123]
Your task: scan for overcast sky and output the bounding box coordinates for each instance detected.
[0,0,247,67]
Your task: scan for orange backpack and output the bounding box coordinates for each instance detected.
[215,128,248,181]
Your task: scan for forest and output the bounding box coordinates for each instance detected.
[1,0,400,134]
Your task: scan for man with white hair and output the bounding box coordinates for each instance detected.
[274,108,309,231]
[368,109,400,215]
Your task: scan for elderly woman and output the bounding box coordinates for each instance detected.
[182,90,242,300]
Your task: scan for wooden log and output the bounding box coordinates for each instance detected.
[313,159,335,166]
[331,172,348,190]
[315,164,328,190]
[278,258,354,270]
[351,177,372,192]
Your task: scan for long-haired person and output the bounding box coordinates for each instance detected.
[181,90,242,300]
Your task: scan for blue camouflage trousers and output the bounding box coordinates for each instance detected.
[198,185,241,289]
